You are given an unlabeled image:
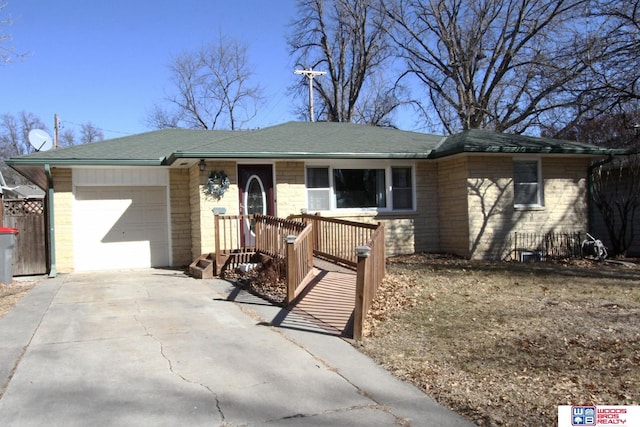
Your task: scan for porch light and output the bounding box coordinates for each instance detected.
[198,159,206,171]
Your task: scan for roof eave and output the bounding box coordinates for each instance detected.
[167,151,432,163]
[429,146,625,159]
[5,158,166,167]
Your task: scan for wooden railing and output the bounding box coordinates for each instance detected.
[214,214,313,303]
[254,213,307,258]
[353,222,386,341]
[214,215,252,275]
[216,213,387,339]
[288,213,379,267]
[285,224,315,304]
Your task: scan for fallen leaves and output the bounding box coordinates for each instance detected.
[360,254,640,427]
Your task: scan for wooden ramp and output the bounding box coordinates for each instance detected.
[288,259,357,338]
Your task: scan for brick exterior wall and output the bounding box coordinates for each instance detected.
[49,155,595,270]
[437,156,471,257]
[413,162,440,254]
[169,169,192,266]
[51,167,74,272]
[189,161,239,260]
[465,156,590,259]
[275,161,306,217]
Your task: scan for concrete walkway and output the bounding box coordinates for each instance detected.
[0,269,473,426]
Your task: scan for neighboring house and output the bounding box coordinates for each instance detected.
[5,121,624,273]
[1,185,46,200]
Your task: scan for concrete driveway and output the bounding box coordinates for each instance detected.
[0,269,472,426]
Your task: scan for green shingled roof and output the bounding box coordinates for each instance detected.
[7,122,624,168]
[432,129,624,158]
[7,122,443,167]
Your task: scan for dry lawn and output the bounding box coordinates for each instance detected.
[360,254,640,427]
[0,282,35,319]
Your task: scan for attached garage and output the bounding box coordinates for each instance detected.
[72,169,171,271]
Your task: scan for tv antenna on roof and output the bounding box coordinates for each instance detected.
[28,129,54,152]
[294,67,326,122]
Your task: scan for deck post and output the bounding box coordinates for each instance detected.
[353,245,371,341]
[285,235,297,304]
[214,214,222,275]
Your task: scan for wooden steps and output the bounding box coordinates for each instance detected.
[189,253,215,279]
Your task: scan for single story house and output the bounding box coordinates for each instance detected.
[6,121,624,273]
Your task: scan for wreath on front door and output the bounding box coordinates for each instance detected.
[206,170,230,198]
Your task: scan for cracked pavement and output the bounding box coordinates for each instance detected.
[0,269,472,426]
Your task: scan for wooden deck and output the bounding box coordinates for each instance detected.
[288,259,357,337]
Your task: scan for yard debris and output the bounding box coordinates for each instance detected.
[224,257,287,306]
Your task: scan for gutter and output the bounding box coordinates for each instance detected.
[6,159,163,167]
[165,151,433,164]
[44,164,56,278]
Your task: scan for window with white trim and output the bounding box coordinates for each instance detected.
[513,160,542,207]
[305,165,414,212]
[392,167,413,210]
[306,167,331,211]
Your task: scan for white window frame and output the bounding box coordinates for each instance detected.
[513,158,543,209]
[304,160,416,213]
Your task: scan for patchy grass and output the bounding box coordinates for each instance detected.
[360,254,640,427]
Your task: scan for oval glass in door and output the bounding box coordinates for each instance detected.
[244,174,266,234]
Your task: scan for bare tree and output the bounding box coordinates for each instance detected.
[0,112,47,185]
[578,1,640,118]
[288,0,404,124]
[58,129,76,147]
[148,34,263,131]
[382,0,608,134]
[352,71,411,126]
[79,122,104,144]
[0,1,26,64]
[0,111,47,156]
[591,154,640,256]
[0,112,104,154]
[545,107,640,151]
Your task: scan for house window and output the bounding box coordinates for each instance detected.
[513,160,542,207]
[334,169,386,209]
[392,167,413,210]
[306,167,331,211]
[306,165,414,212]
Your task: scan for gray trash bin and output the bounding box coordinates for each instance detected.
[0,227,19,284]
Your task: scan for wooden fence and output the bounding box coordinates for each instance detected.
[2,198,47,276]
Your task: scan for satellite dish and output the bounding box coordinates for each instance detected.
[28,129,54,152]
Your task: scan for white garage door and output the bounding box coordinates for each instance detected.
[74,186,170,271]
